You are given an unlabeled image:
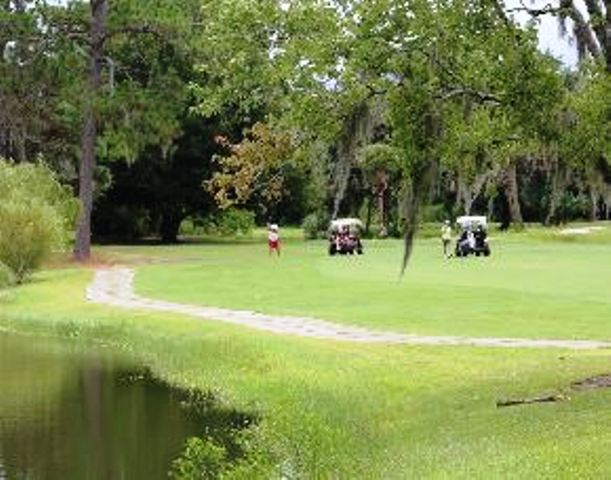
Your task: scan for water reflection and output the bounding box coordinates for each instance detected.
[0,334,255,480]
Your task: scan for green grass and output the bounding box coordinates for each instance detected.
[132,226,611,341]
[2,225,611,477]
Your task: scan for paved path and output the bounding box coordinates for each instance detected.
[86,268,611,350]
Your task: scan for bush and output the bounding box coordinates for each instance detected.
[214,209,255,236]
[170,437,227,479]
[184,209,256,237]
[301,212,329,239]
[0,262,14,288]
[0,160,77,282]
[421,203,448,223]
[170,432,273,480]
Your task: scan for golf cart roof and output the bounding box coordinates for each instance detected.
[456,216,487,229]
[330,218,364,230]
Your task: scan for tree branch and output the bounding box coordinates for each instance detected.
[437,88,503,105]
[491,0,513,28]
[506,0,565,16]
[105,24,169,41]
[563,0,603,59]
[582,0,606,57]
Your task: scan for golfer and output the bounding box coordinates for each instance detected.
[441,220,453,259]
[268,224,281,256]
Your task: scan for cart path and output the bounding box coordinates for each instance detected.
[86,268,611,350]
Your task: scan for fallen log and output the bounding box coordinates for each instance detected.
[496,393,568,408]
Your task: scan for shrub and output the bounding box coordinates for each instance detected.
[170,437,227,479]
[0,160,77,282]
[301,212,329,239]
[170,432,273,480]
[421,203,448,223]
[190,209,256,237]
[0,262,14,288]
[215,209,255,236]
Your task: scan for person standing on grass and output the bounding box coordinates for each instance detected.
[441,219,453,259]
[268,224,281,256]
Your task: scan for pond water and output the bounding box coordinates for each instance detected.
[0,333,251,480]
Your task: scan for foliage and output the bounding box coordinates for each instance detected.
[93,117,221,243]
[207,123,297,210]
[420,204,448,223]
[170,432,272,480]
[358,144,402,172]
[301,212,330,240]
[210,209,256,237]
[180,209,256,238]
[558,68,610,169]
[170,437,226,479]
[0,160,77,281]
[0,261,14,288]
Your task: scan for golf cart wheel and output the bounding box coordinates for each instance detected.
[483,247,491,257]
[329,244,337,256]
[357,248,363,255]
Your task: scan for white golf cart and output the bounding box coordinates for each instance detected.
[455,216,491,257]
[328,218,364,255]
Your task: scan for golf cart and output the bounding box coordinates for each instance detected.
[455,216,491,257]
[329,218,364,255]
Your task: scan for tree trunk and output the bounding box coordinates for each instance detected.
[606,0,611,73]
[377,191,386,236]
[74,0,107,261]
[160,212,182,243]
[545,162,565,226]
[365,194,373,235]
[375,169,389,237]
[15,127,26,162]
[487,194,495,220]
[503,162,523,227]
[589,189,598,221]
[456,175,470,214]
[457,171,491,215]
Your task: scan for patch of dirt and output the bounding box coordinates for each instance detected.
[44,252,117,270]
[559,226,605,235]
[571,374,611,391]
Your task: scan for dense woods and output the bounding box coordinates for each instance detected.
[1,0,609,262]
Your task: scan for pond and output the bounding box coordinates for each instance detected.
[0,333,254,479]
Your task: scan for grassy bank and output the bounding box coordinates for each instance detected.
[2,228,611,477]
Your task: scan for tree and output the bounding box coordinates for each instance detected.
[73,0,107,261]
[92,116,220,243]
[14,0,203,259]
[504,0,610,72]
[359,143,402,236]
[206,122,298,217]
[192,0,581,270]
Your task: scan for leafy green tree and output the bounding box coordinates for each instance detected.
[1,0,203,258]
[502,0,610,72]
